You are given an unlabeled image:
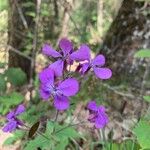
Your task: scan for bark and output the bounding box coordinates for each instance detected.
[8,0,35,80]
[100,0,149,78]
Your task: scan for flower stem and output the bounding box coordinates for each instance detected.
[54,120,87,134]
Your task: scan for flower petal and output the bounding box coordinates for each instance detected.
[15,105,25,116]
[6,111,15,120]
[54,95,70,110]
[39,86,51,100]
[92,54,105,66]
[95,114,108,128]
[70,44,91,61]
[59,38,73,55]
[57,78,79,96]
[87,101,98,111]
[39,67,54,84]
[42,44,62,57]
[97,106,106,113]
[82,62,90,74]
[49,60,64,77]
[2,120,17,132]
[93,67,112,79]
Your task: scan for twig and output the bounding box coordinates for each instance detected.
[54,110,59,122]
[70,138,83,150]
[102,83,137,99]
[6,45,32,60]
[58,0,82,36]
[14,0,28,29]
[29,0,41,99]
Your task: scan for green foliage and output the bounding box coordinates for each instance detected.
[143,96,150,103]
[0,74,6,93]
[134,49,150,58]
[3,130,25,146]
[24,135,51,150]
[5,68,27,86]
[133,120,150,150]
[0,0,8,11]
[24,121,81,150]
[0,62,6,68]
[0,92,24,115]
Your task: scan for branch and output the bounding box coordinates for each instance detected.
[14,0,28,29]
[6,45,32,61]
[102,83,137,99]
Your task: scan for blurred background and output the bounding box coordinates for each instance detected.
[0,0,150,149]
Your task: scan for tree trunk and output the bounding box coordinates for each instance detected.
[8,0,35,80]
[100,0,149,79]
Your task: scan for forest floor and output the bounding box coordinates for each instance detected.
[0,129,18,150]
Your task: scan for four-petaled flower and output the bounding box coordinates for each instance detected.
[39,67,79,110]
[87,101,108,128]
[42,38,74,77]
[2,105,25,132]
[71,44,112,79]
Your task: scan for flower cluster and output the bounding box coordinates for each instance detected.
[87,101,108,128]
[40,38,111,127]
[3,38,111,133]
[2,105,25,132]
[42,39,112,79]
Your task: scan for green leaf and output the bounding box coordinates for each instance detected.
[25,12,36,17]
[22,2,35,8]
[56,126,80,140]
[0,0,8,11]
[143,96,150,103]
[0,92,24,107]
[133,120,150,149]
[3,137,16,146]
[55,138,68,150]
[46,121,54,136]
[5,68,27,86]
[24,135,51,150]
[0,74,6,92]
[3,130,25,146]
[134,49,150,58]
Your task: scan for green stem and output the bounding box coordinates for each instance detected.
[54,121,87,134]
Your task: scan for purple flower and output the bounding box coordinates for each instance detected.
[70,44,112,79]
[87,101,108,128]
[39,67,79,110]
[42,38,74,77]
[2,105,25,132]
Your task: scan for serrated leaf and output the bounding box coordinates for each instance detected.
[5,68,27,86]
[46,121,54,135]
[28,121,40,138]
[0,74,6,92]
[143,96,150,102]
[55,138,68,150]
[56,126,80,139]
[24,135,50,150]
[134,49,150,58]
[133,120,150,149]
